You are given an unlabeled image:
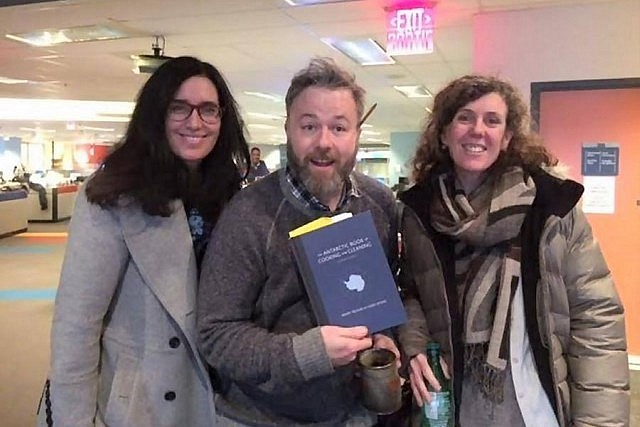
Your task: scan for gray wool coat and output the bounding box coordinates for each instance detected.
[46,186,216,426]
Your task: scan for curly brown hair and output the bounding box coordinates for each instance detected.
[412,74,556,184]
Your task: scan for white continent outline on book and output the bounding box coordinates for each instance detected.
[344,274,365,292]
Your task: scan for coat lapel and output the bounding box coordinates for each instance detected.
[119,200,197,333]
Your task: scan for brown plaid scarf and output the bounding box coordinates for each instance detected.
[430,166,536,402]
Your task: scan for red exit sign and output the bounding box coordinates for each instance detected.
[386,6,434,56]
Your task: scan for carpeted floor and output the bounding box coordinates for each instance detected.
[0,223,67,426]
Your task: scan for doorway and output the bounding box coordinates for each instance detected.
[532,78,640,356]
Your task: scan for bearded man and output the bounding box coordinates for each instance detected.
[197,57,399,427]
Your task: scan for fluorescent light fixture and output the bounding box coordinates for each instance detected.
[248,123,278,130]
[0,76,29,84]
[425,106,433,114]
[365,138,383,142]
[20,127,56,133]
[0,98,134,122]
[284,0,357,5]
[31,55,61,60]
[6,24,129,47]
[248,112,284,120]
[322,38,395,66]
[244,91,283,102]
[360,123,373,128]
[80,125,116,132]
[96,113,132,121]
[361,130,381,136]
[357,150,391,160]
[394,85,432,98]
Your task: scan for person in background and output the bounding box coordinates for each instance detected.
[197,57,399,426]
[391,176,409,198]
[43,56,249,426]
[245,146,270,183]
[396,75,629,426]
[13,163,48,210]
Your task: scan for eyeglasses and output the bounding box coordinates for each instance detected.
[167,101,223,124]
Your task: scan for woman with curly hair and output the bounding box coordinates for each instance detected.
[396,75,629,426]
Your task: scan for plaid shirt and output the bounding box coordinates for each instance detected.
[285,165,360,212]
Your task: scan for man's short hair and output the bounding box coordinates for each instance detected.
[285,57,366,122]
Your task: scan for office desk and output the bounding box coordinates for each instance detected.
[0,189,28,238]
[28,185,78,223]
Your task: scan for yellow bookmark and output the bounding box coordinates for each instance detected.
[288,212,352,238]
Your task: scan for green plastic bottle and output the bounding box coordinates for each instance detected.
[421,342,452,427]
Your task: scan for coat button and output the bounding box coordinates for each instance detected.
[169,337,181,348]
[164,391,176,401]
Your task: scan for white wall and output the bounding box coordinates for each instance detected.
[472,0,640,100]
[389,132,420,187]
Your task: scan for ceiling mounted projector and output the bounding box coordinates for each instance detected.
[131,35,172,74]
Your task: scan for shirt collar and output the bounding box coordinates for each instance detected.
[285,165,360,212]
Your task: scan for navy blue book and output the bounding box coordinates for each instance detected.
[290,210,407,333]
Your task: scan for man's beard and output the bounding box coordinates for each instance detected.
[287,141,357,203]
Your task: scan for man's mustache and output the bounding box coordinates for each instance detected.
[304,149,334,163]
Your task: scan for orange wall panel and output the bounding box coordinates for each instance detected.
[539,88,640,354]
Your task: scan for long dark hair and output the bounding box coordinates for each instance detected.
[86,56,249,223]
[412,74,556,184]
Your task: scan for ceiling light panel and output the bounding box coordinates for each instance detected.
[247,112,284,120]
[248,124,278,130]
[322,38,395,66]
[244,91,283,102]
[284,0,358,5]
[0,76,29,84]
[0,98,134,122]
[19,127,56,133]
[6,25,130,47]
[393,85,432,98]
[80,125,116,132]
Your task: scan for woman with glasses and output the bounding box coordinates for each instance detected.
[42,56,250,426]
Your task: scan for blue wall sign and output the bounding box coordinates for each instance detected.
[581,143,619,176]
